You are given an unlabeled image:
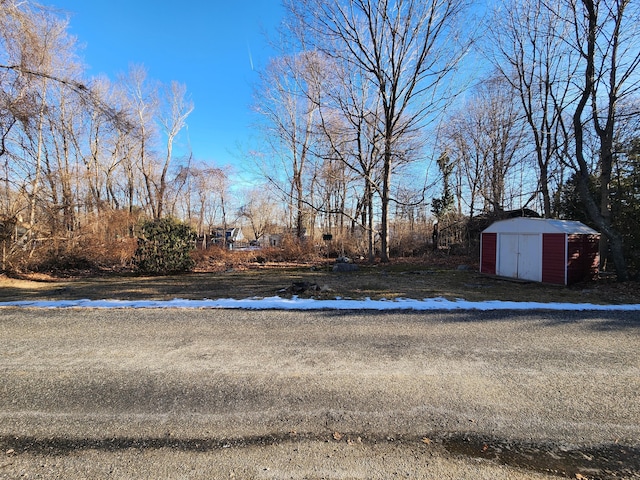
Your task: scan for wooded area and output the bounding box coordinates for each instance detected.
[1,0,639,280]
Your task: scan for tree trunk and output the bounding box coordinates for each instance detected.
[29,93,47,234]
[366,179,374,263]
[539,160,551,218]
[380,143,392,262]
[571,0,628,281]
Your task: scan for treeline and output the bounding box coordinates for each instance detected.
[252,0,640,279]
[1,0,639,280]
[0,1,233,271]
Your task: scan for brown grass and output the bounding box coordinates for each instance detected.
[0,250,638,305]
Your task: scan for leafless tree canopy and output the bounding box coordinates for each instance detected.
[1,0,639,278]
[258,0,470,261]
[249,0,640,277]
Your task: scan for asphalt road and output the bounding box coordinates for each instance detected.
[0,307,639,479]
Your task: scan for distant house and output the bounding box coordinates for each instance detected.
[0,215,28,243]
[480,217,599,285]
[255,233,283,248]
[211,227,245,249]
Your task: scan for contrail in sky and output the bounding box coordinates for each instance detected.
[247,41,254,71]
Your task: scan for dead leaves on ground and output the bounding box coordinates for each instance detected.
[331,432,362,445]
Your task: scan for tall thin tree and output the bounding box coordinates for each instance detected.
[287,0,469,261]
[568,0,640,281]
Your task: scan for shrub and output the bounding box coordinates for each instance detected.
[133,218,197,274]
[191,244,259,271]
[279,235,318,261]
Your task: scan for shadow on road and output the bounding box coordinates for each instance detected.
[2,432,638,480]
[317,309,640,332]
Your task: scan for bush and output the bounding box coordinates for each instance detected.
[2,235,137,276]
[133,218,197,274]
[191,244,259,271]
[278,235,318,261]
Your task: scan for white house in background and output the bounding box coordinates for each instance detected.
[211,227,245,249]
[255,233,283,248]
[480,217,600,285]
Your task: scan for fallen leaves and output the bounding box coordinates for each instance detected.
[331,432,362,445]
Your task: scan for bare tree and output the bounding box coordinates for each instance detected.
[567,0,640,281]
[80,76,132,214]
[287,0,468,261]
[254,52,321,238]
[238,185,279,243]
[122,65,159,218]
[0,0,203,271]
[156,81,193,219]
[441,76,528,216]
[0,0,82,237]
[44,78,84,235]
[488,0,575,218]
[309,53,384,261]
[184,163,230,240]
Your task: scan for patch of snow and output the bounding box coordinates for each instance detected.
[1,296,639,311]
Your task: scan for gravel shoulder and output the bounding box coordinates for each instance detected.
[1,308,639,479]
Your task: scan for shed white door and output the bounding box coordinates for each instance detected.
[497,234,542,282]
[497,234,519,278]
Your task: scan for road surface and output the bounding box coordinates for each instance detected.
[1,307,639,479]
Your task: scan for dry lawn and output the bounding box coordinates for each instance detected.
[1,254,638,305]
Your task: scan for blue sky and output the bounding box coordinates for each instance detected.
[49,0,285,170]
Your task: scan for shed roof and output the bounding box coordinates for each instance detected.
[482,217,599,235]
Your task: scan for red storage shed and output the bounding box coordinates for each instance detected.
[480,218,599,285]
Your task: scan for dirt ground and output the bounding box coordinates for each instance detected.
[1,307,639,479]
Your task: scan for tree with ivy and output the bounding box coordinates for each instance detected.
[430,152,455,250]
[133,218,197,274]
[431,153,455,220]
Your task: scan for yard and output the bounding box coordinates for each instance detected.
[0,256,638,305]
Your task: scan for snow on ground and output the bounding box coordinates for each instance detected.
[1,296,639,311]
